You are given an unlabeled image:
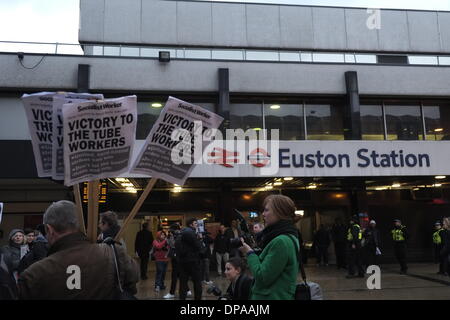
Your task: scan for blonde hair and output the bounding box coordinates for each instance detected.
[263,194,301,223]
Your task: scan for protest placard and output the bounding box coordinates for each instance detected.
[0,202,3,224]
[52,93,104,180]
[22,92,56,177]
[131,96,223,185]
[62,95,137,186]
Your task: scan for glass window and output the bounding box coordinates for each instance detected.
[212,50,243,60]
[264,103,304,140]
[121,47,140,57]
[229,103,263,138]
[360,104,385,140]
[438,56,450,65]
[306,104,344,140]
[136,101,164,139]
[423,103,450,140]
[408,56,438,65]
[92,46,103,55]
[385,104,423,140]
[185,50,211,59]
[140,48,176,58]
[300,52,313,62]
[312,53,345,63]
[355,54,377,64]
[246,51,279,61]
[344,54,356,63]
[279,52,300,62]
[103,46,120,56]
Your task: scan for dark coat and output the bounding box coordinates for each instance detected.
[177,227,202,262]
[214,232,230,254]
[1,242,22,274]
[225,274,253,300]
[18,232,139,300]
[331,224,347,244]
[0,252,18,300]
[314,229,331,247]
[440,229,450,258]
[134,229,154,256]
[17,235,49,275]
[363,227,381,248]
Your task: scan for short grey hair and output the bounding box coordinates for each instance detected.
[43,200,79,233]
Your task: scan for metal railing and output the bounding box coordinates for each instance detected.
[1,40,450,66]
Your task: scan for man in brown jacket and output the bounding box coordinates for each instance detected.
[18,200,139,300]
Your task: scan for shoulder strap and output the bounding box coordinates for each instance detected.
[287,235,307,284]
[109,243,123,293]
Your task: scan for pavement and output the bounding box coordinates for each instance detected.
[135,262,450,300]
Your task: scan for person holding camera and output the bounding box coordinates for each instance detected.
[239,195,300,300]
[223,257,253,300]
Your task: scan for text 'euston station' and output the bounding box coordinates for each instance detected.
[279,148,431,168]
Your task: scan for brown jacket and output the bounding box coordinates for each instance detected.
[18,232,139,300]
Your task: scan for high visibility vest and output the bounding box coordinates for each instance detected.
[392,228,406,241]
[347,224,362,241]
[433,229,442,244]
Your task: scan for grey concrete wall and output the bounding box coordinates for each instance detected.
[1,54,450,97]
[79,0,450,53]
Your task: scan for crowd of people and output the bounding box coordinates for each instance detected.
[312,216,450,277]
[2,195,449,301]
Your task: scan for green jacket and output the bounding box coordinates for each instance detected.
[247,234,299,300]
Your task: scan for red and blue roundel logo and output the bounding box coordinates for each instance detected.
[248,148,270,168]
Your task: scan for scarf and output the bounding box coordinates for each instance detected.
[260,220,299,250]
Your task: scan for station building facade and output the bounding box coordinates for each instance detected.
[1,1,450,261]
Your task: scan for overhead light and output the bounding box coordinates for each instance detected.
[151,103,163,108]
[121,183,134,187]
[434,128,444,132]
[125,187,137,193]
[295,210,304,216]
[434,183,442,187]
[375,187,387,191]
[252,128,262,131]
[435,176,446,179]
[284,177,293,181]
[270,104,281,110]
[307,185,317,189]
[392,183,401,188]
[273,182,283,186]
[116,178,127,182]
[265,185,273,190]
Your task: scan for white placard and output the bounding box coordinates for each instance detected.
[52,93,104,180]
[0,202,3,224]
[62,95,137,186]
[131,97,223,185]
[21,92,56,177]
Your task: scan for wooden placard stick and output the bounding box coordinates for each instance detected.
[73,183,86,234]
[87,180,100,243]
[114,177,158,242]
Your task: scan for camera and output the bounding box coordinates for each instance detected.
[207,284,222,297]
[229,209,258,250]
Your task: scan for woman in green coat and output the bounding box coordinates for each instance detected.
[239,194,300,300]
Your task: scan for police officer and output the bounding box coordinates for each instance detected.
[392,219,409,274]
[433,221,445,274]
[346,215,364,278]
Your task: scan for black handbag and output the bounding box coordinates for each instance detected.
[288,235,311,300]
[108,240,138,300]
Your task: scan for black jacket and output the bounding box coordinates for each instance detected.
[225,274,253,300]
[331,224,347,244]
[0,252,18,300]
[134,229,154,256]
[17,235,49,275]
[177,227,202,262]
[214,232,230,254]
[363,227,381,248]
[1,242,22,273]
[314,229,331,247]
